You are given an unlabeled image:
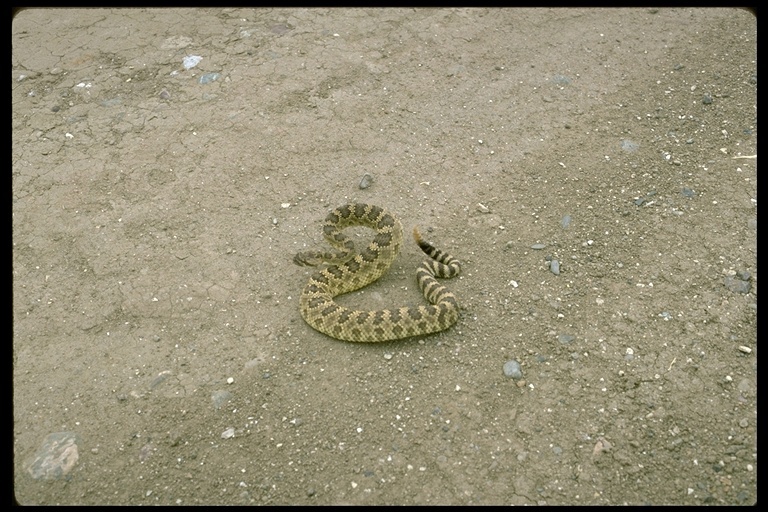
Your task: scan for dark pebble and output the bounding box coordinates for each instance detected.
[724,276,750,294]
[359,173,373,189]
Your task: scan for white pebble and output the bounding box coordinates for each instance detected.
[183,55,203,70]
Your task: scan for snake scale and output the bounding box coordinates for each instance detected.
[294,203,461,342]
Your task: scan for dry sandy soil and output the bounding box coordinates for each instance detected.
[12,7,756,505]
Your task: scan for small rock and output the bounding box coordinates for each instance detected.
[531,243,546,250]
[221,427,236,439]
[558,333,575,345]
[502,360,523,379]
[359,173,373,189]
[182,55,203,70]
[25,432,80,480]
[702,93,713,105]
[592,437,612,457]
[211,390,233,410]
[550,259,560,275]
[681,187,696,198]
[199,73,220,85]
[620,139,639,152]
[724,276,750,294]
[150,370,172,390]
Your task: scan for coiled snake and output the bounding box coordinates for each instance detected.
[294,203,461,342]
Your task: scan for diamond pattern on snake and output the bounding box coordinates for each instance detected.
[293,203,461,342]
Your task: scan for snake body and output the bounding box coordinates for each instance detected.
[294,203,461,342]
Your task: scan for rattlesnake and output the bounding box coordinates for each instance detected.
[293,203,461,342]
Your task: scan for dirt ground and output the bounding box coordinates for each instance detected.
[12,8,756,505]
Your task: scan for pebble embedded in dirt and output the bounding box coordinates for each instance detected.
[182,55,202,70]
[211,390,233,410]
[359,173,373,189]
[502,360,523,379]
[25,432,81,480]
[724,275,750,294]
[199,73,220,84]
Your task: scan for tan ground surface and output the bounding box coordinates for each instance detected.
[13,8,756,505]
